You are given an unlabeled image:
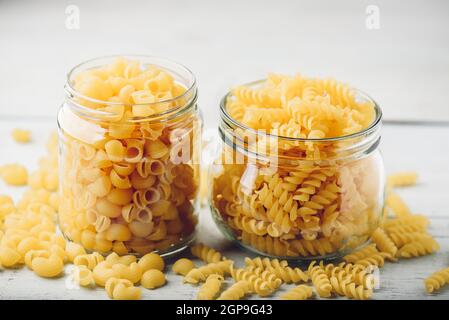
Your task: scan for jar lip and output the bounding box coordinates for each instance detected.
[64,54,197,117]
[219,79,382,142]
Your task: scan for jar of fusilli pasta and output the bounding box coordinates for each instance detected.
[58,56,201,257]
[209,75,385,261]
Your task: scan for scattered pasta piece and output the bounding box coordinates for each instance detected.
[424,267,449,293]
[172,258,196,276]
[370,228,398,257]
[0,163,28,186]
[280,285,313,300]
[184,260,233,284]
[11,128,31,144]
[138,253,164,272]
[191,243,222,263]
[388,172,418,188]
[141,269,166,289]
[217,280,250,300]
[105,277,141,300]
[197,274,224,300]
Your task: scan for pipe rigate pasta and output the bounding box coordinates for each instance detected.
[172,258,196,276]
[93,261,120,287]
[280,285,313,300]
[138,252,164,272]
[74,252,104,270]
[11,128,31,143]
[105,277,141,300]
[0,164,28,186]
[424,267,449,293]
[58,56,200,256]
[31,254,64,278]
[74,265,95,287]
[141,269,166,289]
[184,260,233,284]
[197,274,224,300]
[217,280,250,300]
[191,243,222,263]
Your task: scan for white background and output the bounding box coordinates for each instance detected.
[0,0,448,126]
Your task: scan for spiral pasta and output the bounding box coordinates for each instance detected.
[330,276,372,300]
[308,261,332,298]
[184,260,233,284]
[197,274,224,300]
[280,285,313,300]
[230,266,276,297]
[424,267,449,293]
[370,228,398,256]
[217,280,250,300]
[397,238,439,258]
[191,243,222,263]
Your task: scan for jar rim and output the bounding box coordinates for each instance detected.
[64,55,197,119]
[219,79,382,143]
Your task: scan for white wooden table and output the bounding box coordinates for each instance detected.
[0,118,448,300]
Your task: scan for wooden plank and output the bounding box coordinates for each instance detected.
[1,119,449,299]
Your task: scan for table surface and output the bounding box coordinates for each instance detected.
[0,118,448,300]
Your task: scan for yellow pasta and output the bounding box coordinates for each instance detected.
[280,285,313,300]
[191,243,222,263]
[105,277,141,300]
[197,274,224,300]
[73,265,95,287]
[141,269,166,289]
[172,258,196,276]
[58,57,199,256]
[31,254,64,278]
[138,252,164,272]
[184,260,233,284]
[217,280,250,300]
[424,267,449,293]
[0,164,28,186]
[11,128,31,143]
[387,172,418,188]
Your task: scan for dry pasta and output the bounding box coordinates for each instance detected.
[11,129,31,144]
[191,243,222,263]
[424,267,449,293]
[172,258,196,276]
[280,285,313,300]
[197,274,224,300]
[0,164,28,186]
[211,73,383,259]
[141,269,166,289]
[58,56,200,256]
[217,280,250,300]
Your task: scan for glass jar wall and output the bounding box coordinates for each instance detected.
[209,84,385,261]
[58,56,201,256]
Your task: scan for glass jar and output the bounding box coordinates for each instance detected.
[209,82,384,261]
[58,56,201,257]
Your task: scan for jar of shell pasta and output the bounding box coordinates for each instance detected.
[58,56,201,256]
[209,75,385,260]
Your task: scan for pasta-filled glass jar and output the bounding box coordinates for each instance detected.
[209,75,385,261]
[58,56,201,256]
